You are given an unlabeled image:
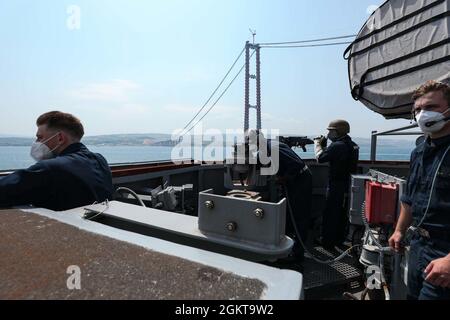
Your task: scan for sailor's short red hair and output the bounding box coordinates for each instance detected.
[37,111,84,140]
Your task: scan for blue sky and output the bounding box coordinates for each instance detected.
[0,0,415,139]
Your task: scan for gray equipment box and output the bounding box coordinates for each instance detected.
[349,174,372,226]
[198,189,287,247]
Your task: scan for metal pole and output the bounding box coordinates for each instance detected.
[256,45,261,130]
[372,123,419,136]
[377,132,423,136]
[370,131,378,162]
[244,41,250,132]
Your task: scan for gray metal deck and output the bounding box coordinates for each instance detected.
[303,246,363,297]
[0,209,267,299]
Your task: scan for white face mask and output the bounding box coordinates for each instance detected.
[30,132,60,161]
[416,108,450,134]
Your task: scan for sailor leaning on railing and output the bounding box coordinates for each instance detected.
[0,111,113,211]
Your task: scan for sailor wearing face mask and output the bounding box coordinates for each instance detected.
[0,111,113,211]
[389,81,450,300]
[313,119,359,250]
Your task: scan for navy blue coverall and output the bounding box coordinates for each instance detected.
[401,135,450,300]
[269,140,312,260]
[0,143,113,211]
[317,135,359,248]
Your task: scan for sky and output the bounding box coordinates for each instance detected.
[0,0,417,139]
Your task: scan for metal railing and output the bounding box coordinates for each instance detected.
[370,124,422,161]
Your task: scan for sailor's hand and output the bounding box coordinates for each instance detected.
[388,230,405,253]
[314,135,327,148]
[313,135,323,143]
[425,256,450,288]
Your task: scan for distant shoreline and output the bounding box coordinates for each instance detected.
[0,143,415,171]
[0,133,418,147]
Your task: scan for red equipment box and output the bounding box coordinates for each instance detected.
[365,181,398,224]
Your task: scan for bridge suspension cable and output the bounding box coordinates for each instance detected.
[259,34,356,46]
[177,46,246,138]
[260,41,353,49]
[179,50,256,138]
[177,34,356,138]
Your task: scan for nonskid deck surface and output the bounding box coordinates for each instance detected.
[0,209,266,299]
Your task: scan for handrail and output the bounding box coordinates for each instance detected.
[370,123,422,161]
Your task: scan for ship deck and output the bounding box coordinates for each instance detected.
[0,209,302,300]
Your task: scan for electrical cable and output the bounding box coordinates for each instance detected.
[83,199,110,220]
[360,190,392,300]
[285,188,361,265]
[115,187,146,207]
